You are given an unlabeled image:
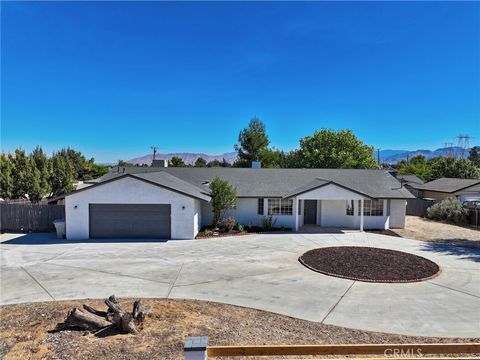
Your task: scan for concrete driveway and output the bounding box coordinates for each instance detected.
[1,231,479,338]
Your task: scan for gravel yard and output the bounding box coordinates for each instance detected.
[0,298,478,360]
[299,247,440,283]
[372,216,480,248]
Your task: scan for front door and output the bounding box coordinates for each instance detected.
[304,200,317,224]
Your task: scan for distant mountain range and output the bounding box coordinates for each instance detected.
[379,146,471,164]
[128,152,238,165]
[128,146,472,166]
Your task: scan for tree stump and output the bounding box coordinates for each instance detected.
[56,295,150,335]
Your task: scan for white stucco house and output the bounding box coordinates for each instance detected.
[63,167,414,240]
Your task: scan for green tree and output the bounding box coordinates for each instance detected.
[50,153,76,196]
[194,157,207,167]
[221,158,232,168]
[429,157,480,180]
[170,156,186,167]
[397,155,431,181]
[56,147,89,180]
[234,117,270,167]
[295,129,378,169]
[86,163,109,179]
[468,146,480,166]
[208,158,232,167]
[11,149,30,198]
[261,148,288,168]
[31,146,52,195]
[0,154,14,199]
[207,159,222,167]
[209,177,237,227]
[25,157,44,202]
[117,160,135,167]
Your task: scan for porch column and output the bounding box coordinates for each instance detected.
[360,198,364,232]
[295,197,299,232]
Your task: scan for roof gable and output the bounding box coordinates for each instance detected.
[293,182,369,200]
[65,173,211,202]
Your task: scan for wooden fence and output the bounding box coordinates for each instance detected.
[406,198,436,217]
[0,204,65,232]
[183,338,480,359]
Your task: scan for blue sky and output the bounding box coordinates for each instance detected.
[1,1,479,163]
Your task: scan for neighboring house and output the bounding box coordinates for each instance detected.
[413,178,480,202]
[61,167,413,240]
[395,174,425,197]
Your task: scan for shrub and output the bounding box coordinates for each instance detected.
[261,215,277,231]
[427,197,468,225]
[204,229,213,237]
[209,177,237,227]
[237,224,244,233]
[220,216,236,232]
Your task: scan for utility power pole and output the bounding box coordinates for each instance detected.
[151,146,159,160]
[377,148,381,166]
[455,135,472,158]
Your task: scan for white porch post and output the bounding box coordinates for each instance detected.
[360,198,364,232]
[295,197,299,232]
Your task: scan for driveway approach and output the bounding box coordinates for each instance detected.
[1,231,479,338]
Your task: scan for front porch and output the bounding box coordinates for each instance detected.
[290,181,392,232]
[294,198,369,232]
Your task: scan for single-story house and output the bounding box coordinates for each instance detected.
[63,167,413,240]
[412,178,480,202]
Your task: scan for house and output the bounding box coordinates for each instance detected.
[412,178,480,202]
[63,167,413,240]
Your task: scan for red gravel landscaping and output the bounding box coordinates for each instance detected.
[299,246,440,283]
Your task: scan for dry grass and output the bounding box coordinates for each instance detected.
[371,216,480,248]
[0,298,478,360]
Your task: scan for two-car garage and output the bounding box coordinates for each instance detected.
[65,174,208,240]
[89,204,171,239]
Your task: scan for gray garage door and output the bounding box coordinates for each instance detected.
[89,204,171,239]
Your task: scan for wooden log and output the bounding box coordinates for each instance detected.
[57,295,148,335]
[82,304,108,317]
[65,308,111,331]
[132,300,142,319]
[105,298,123,314]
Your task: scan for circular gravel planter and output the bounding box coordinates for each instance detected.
[299,246,440,283]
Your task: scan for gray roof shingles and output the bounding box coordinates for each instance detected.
[415,178,480,193]
[98,167,414,199]
[396,175,425,186]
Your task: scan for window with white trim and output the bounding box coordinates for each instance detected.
[258,198,264,215]
[298,200,302,215]
[346,200,354,216]
[268,199,293,215]
[358,199,384,216]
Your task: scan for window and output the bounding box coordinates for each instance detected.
[298,200,302,215]
[268,199,293,215]
[358,199,384,216]
[346,200,354,216]
[258,198,264,215]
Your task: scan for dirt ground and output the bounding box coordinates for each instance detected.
[0,299,478,360]
[371,216,480,249]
